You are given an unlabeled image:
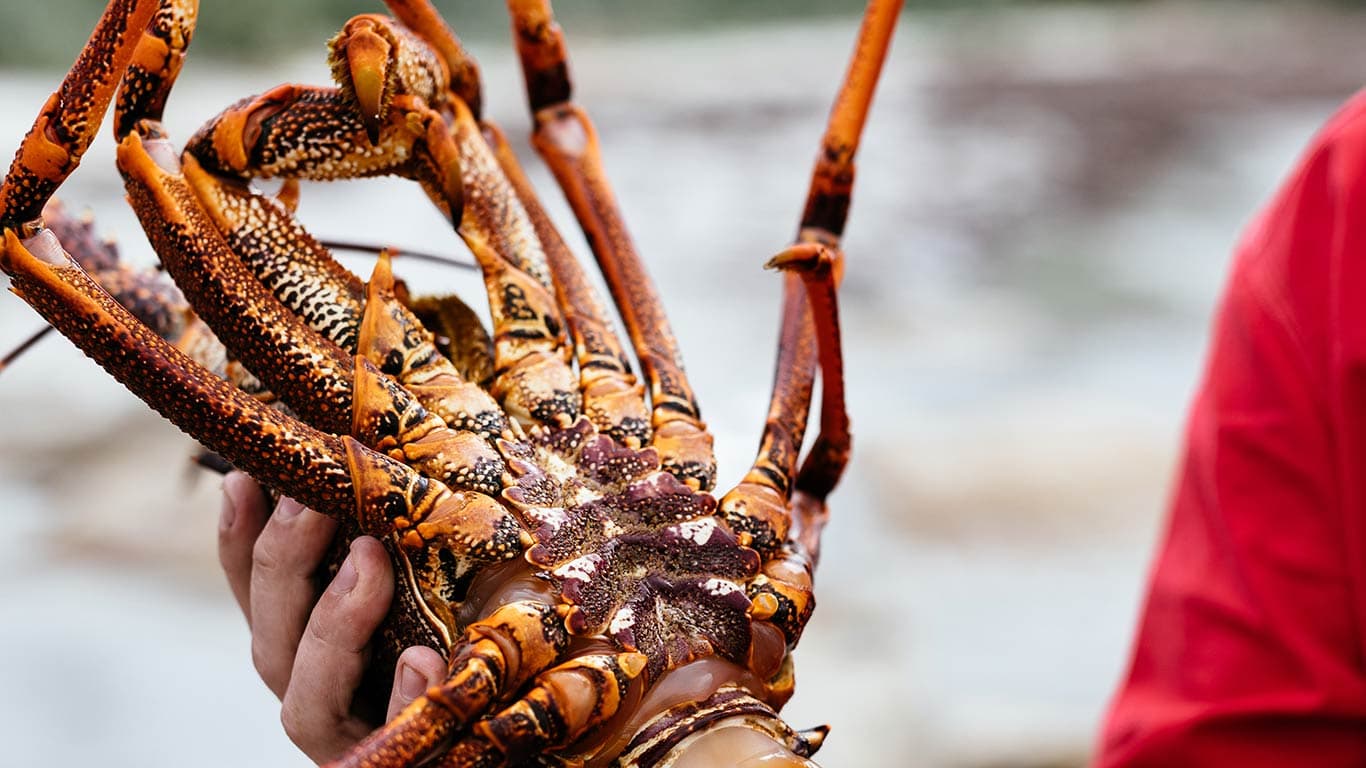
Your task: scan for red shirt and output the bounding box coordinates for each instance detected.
[1097,91,1366,766]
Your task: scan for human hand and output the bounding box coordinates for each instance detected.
[218,471,448,763]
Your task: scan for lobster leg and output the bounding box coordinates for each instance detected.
[0,0,230,386]
[56,0,513,503]
[2,232,344,511]
[42,199,199,349]
[116,128,507,495]
[0,200,232,380]
[175,155,511,441]
[505,0,717,491]
[0,0,160,231]
[356,253,510,440]
[325,600,569,768]
[180,161,367,343]
[591,7,900,765]
[186,87,464,219]
[38,199,256,393]
[719,0,900,695]
[120,129,356,433]
[715,276,818,557]
[0,0,528,546]
[444,98,580,431]
[327,13,449,144]
[379,0,485,119]
[3,227,357,525]
[11,142,522,656]
[170,22,493,428]
[339,23,586,433]
[163,45,517,440]
[436,652,647,767]
[112,0,197,139]
[768,246,849,503]
[483,123,652,449]
[783,0,901,506]
[185,71,581,432]
[376,0,651,448]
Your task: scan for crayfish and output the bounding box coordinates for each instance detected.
[0,0,899,765]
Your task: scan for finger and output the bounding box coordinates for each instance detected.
[218,471,270,618]
[249,496,339,698]
[386,645,447,721]
[281,536,395,762]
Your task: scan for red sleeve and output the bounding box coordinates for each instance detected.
[1096,91,1366,767]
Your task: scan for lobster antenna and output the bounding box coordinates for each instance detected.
[0,324,56,375]
[319,239,479,272]
[191,449,234,476]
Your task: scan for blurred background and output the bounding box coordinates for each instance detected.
[3,0,1366,765]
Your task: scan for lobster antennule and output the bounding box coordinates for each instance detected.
[320,239,480,272]
[0,324,56,374]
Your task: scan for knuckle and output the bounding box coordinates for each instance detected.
[316,584,385,652]
[304,607,345,653]
[250,531,283,575]
[303,612,329,647]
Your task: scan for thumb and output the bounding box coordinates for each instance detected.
[386,645,448,721]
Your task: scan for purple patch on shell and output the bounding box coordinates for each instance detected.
[502,418,760,678]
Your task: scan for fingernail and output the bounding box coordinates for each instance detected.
[220,491,238,532]
[275,496,304,520]
[330,552,359,595]
[220,472,248,531]
[399,662,426,700]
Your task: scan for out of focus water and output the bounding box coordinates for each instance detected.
[4,3,1366,766]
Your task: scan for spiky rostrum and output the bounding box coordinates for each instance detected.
[1,0,901,766]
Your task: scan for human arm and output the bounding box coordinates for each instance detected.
[1096,92,1366,767]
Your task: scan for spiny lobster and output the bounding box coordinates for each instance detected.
[0,0,899,765]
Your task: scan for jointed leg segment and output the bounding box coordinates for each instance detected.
[484,121,652,449]
[506,0,718,491]
[722,0,901,651]
[0,0,160,230]
[113,0,198,139]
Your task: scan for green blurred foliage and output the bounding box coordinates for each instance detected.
[6,0,1362,70]
[0,0,879,69]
